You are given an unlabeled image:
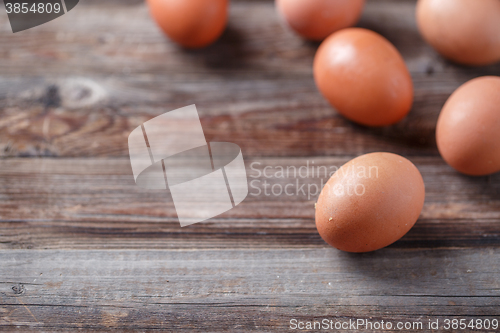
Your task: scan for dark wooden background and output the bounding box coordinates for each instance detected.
[1,0,499,331]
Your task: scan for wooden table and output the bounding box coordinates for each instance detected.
[1,0,499,331]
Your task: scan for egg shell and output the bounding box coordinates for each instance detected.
[315,152,425,253]
[313,28,414,127]
[146,0,228,49]
[276,0,365,41]
[416,0,500,66]
[436,76,500,176]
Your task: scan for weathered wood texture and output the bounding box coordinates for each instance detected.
[1,249,499,332]
[0,0,499,332]
[0,0,499,158]
[0,157,499,250]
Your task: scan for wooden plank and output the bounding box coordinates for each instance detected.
[0,1,499,158]
[0,157,499,250]
[0,248,499,331]
[1,0,499,331]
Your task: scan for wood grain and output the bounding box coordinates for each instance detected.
[1,248,499,332]
[0,0,499,158]
[0,157,499,250]
[1,0,499,331]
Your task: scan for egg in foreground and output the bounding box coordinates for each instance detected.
[315,153,425,253]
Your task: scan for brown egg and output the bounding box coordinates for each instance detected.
[315,153,425,253]
[436,76,500,176]
[416,0,500,66]
[313,28,413,127]
[276,0,365,41]
[146,0,228,49]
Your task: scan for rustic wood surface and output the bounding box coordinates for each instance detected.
[0,0,499,331]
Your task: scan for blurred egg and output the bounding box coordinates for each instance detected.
[436,76,500,176]
[315,152,425,253]
[276,0,365,41]
[314,28,413,126]
[146,0,228,48]
[416,0,500,66]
